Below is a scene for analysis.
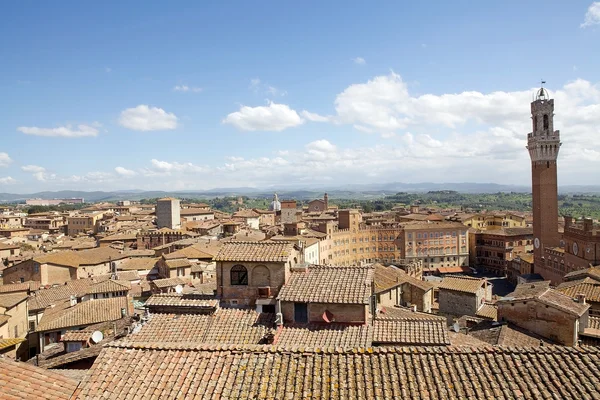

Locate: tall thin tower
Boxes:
[526,84,561,280]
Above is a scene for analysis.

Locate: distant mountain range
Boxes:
[2,182,600,203]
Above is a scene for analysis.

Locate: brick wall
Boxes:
[498,300,582,346]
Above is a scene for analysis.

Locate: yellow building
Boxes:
[67,211,104,236]
[455,212,527,231]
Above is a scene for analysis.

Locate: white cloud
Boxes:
[300,110,329,122]
[21,165,45,173]
[581,2,600,27]
[250,78,261,90]
[119,105,178,131]
[17,124,100,138]
[115,167,137,177]
[0,177,16,184]
[0,153,12,167]
[173,85,202,93]
[146,159,205,174]
[21,165,56,182]
[223,102,304,131]
[249,78,286,96]
[353,57,366,65]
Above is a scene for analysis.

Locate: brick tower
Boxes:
[526,86,561,278]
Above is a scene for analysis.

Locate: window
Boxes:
[543,114,549,130]
[231,265,248,285]
[177,267,185,277]
[29,321,35,332]
[33,263,40,273]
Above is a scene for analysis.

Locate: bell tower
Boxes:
[526,84,561,280]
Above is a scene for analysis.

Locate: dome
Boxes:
[535,87,549,101]
[269,193,281,211]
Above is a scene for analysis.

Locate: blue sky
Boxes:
[1,1,599,192]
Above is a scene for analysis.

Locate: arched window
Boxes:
[543,114,549,130]
[230,265,248,285]
[533,116,538,132]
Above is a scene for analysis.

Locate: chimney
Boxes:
[411,305,417,312]
[69,295,77,307]
[576,293,586,304]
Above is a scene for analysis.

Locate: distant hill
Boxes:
[2,182,600,203]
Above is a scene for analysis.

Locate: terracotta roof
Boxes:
[376,306,445,321]
[0,337,25,350]
[275,324,372,347]
[180,208,214,216]
[438,275,486,294]
[232,209,260,218]
[81,279,130,295]
[468,321,554,347]
[558,281,600,302]
[373,320,450,345]
[33,247,126,268]
[501,286,590,317]
[151,277,186,289]
[144,294,218,310]
[476,302,498,320]
[0,281,40,293]
[436,266,472,274]
[0,292,28,308]
[75,344,600,399]
[163,244,215,260]
[61,330,92,342]
[214,241,294,262]
[97,232,137,242]
[564,266,600,282]
[0,357,78,400]
[373,264,433,293]
[164,258,191,269]
[128,308,274,344]
[278,265,373,305]
[36,296,131,332]
[118,257,157,271]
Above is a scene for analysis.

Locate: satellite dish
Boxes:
[91,331,104,344]
[175,285,183,294]
[452,322,460,333]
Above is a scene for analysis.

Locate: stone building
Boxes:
[214,241,300,308]
[2,247,127,285]
[437,275,492,318]
[497,282,589,346]
[156,198,181,230]
[373,264,434,313]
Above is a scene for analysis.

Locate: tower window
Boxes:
[533,116,538,132]
[543,114,549,130]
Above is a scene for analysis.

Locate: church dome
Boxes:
[269,193,281,211]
